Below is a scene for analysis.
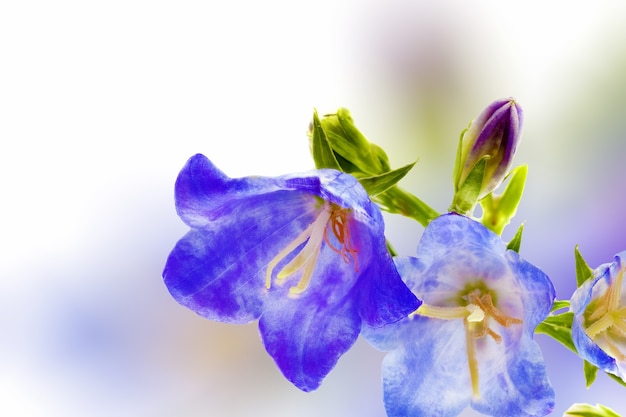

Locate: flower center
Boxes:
[265,203,358,295]
[414,287,522,399]
[584,265,626,361]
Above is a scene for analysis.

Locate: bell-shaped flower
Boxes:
[162,154,419,392]
[364,213,555,417]
[570,251,626,380]
[451,98,523,214]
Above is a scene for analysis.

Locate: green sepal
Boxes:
[575,245,594,288]
[358,161,417,197]
[572,246,595,392]
[373,186,439,228]
[506,223,524,253]
[451,125,470,190]
[311,107,437,225]
[370,143,392,173]
[319,108,390,175]
[449,156,488,215]
[535,311,576,353]
[479,164,528,235]
[386,239,398,257]
[607,372,626,388]
[564,402,622,417]
[584,360,599,388]
[551,300,571,312]
[310,109,341,170]
[310,107,438,225]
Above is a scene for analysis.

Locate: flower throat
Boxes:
[265,203,358,295]
[415,285,522,398]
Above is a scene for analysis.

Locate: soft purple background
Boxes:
[2,1,626,416]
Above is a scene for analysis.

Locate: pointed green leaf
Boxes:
[334,108,372,154]
[369,143,391,173]
[480,164,527,235]
[319,108,388,175]
[332,151,360,175]
[584,360,599,388]
[607,372,626,388]
[336,108,390,172]
[564,402,621,417]
[358,161,417,197]
[452,125,470,192]
[551,300,571,312]
[575,245,594,288]
[373,186,439,228]
[310,109,341,170]
[495,164,527,217]
[386,239,398,257]
[535,312,576,353]
[506,223,524,253]
[449,156,488,215]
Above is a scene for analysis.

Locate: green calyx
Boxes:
[309,108,439,227]
[564,402,621,417]
[479,164,528,235]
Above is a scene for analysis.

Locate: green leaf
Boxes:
[331,151,360,175]
[386,239,398,257]
[310,109,341,170]
[320,108,389,175]
[480,164,527,235]
[370,143,392,173]
[494,164,527,216]
[584,360,599,388]
[452,125,470,191]
[373,186,440,228]
[575,245,594,288]
[535,312,576,353]
[358,161,417,197]
[551,300,571,312]
[449,156,488,215]
[506,223,524,253]
[564,402,621,417]
[607,372,626,388]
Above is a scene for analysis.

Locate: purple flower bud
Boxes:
[455,98,523,199]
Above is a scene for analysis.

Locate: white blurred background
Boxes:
[2,1,626,416]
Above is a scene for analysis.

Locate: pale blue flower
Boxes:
[571,251,626,380]
[364,213,555,417]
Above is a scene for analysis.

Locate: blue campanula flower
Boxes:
[162,154,419,392]
[364,214,555,417]
[571,251,626,380]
